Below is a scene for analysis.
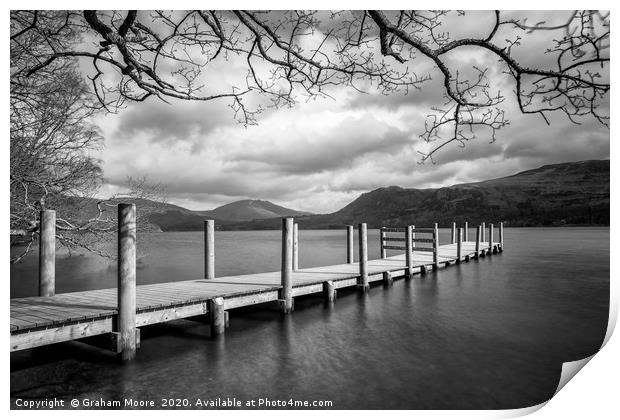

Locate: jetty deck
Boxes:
[10,206,504,358]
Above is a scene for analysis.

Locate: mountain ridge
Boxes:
[218,159,610,230]
[66,159,609,231]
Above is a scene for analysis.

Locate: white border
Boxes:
[3,3,616,419]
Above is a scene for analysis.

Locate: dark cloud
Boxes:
[113,99,237,145]
[231,115,412,174]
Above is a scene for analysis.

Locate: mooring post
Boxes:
[346,225,354,264]
[323,280,336,302]
[358,223,369,292]
[293,223,299,271]
[432,223,439,270]
[451,222,456,244]
[405,225,413,279]
[209,297,225,336]
[38,209,56,297]
[117,203,137,361]
[481,221,486,242]
[457,227,462,263]
[464,221,469,242]
[280,218,294,314]
[383,271,393,287]
[499,222,504,251]
[475,225,481,258]
[380,227,386,259]
[488,223,494,253]
[204,220,215,280]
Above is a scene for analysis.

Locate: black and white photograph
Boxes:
[7,5,613,413]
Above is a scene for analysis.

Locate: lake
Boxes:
[10,227,609,409]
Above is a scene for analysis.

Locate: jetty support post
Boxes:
[346,225,354,264]
[475,225,481,258]
[358,223,369,292]
[432,223,439,270]
[323,280,336,302]
[117,203,137,361]
[383,271,393,287]
[488,223,494,254]
[481,221,486,242]
[204,220,215,280]
[209,297,225,336]
[499,222,504,252]
[293,223,299,271]
[456,227,462,263]
[405,225,413,279]
[280,217,294,314]
[380,227,386,259]
[39,209,56,297]
[451,222,456,244]
[464,221,469,242]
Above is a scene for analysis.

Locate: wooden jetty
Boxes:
[10,204,504,360]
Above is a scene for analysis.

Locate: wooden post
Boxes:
[293,223,299,271]
[358,223,369,292]
[464,221,469,242]
[432,223,439,269]
[411,224,416,262]
[280,218,294,314]
[209,297,225,336]
[475,225,481,258]
[405,225,413,279]
[38,210,56,297]
[451,222,456,244]
[488,223,494,252]
[383,271,393,287]
[204,220,215,280]
[456,227,462,263]
[117,203,137,361]
[499,222,504,251]
[346,225,354,264]
[323,280,336,302]
[481,222,486,242]
[380,227,386,259]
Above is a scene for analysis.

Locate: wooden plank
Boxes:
[383,245,407,250]
[411,228,435,233]
[135,303,208,327]
[382,227,406,232]
[412,246,435,252]
[292,283,323,297]
[384,236,406,242]
[410,238,434,243]
[10,318,114,352]
[223,291,279,310]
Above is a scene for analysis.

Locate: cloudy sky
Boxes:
[92,10,609,214]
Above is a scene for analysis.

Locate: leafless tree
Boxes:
[11,11,166,262]
[11,10,609,161]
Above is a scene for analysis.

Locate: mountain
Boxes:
[208,199,311,221]
[147,199,311,231]
[58,160,609,231]
[223,160,609,229]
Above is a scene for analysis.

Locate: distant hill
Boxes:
[208,199,311,221]
[58,160,609,231]
[147,199,312,231]
[223,160,609,229]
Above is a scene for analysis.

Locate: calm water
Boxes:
[10,228,609,409]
